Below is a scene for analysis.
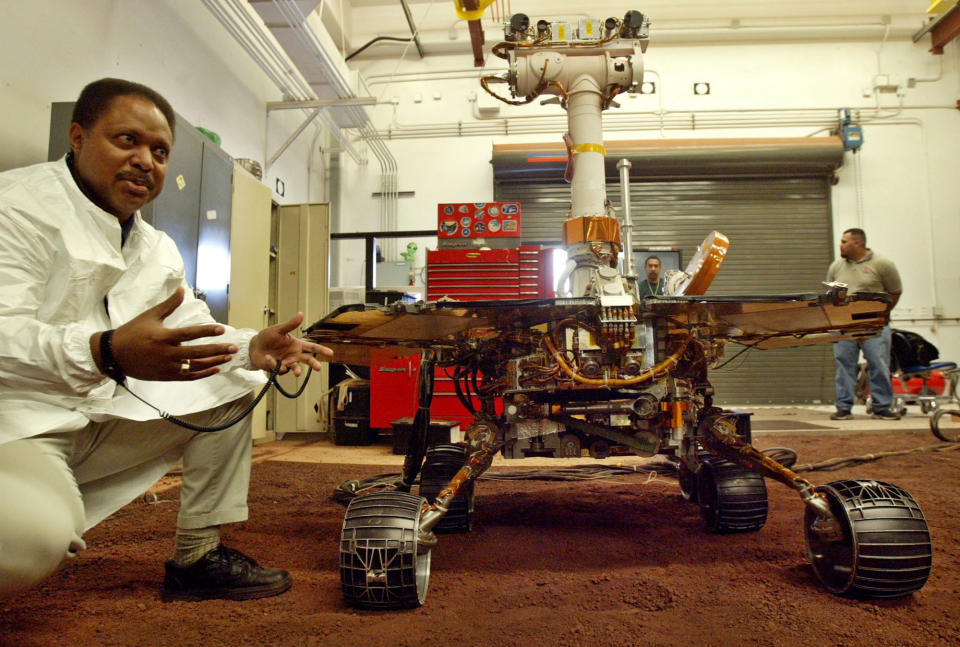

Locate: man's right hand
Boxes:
[91,287,238,381]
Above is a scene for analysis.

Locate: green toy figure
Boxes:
[400,242,418,262]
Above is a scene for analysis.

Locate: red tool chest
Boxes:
[426,246,552,301]
[426,248,520,301]
[371,246,554,430]
[370,354,484,430]
[519,246,541,298]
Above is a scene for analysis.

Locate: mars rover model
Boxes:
[306,10,932,608]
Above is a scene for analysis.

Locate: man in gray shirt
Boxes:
[826,228,902,420]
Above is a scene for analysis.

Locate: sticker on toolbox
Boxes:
[437,202,521,237]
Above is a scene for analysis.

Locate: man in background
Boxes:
[637,256,665,298]
[826,228,902,421]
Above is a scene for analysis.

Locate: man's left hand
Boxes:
[249,313,333,375]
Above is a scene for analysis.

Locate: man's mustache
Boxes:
[116,171,154,190]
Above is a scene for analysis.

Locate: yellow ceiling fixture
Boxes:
[927,1,956,14]
[454,0,497,67]
[453,0,496,21]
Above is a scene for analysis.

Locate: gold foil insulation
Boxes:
[562,216,622,248]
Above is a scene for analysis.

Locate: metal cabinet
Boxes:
[426,246,553,301]
[194,143,233,322]
[272,203,330,437]
[228,164,273,442]
[426,248,521,301]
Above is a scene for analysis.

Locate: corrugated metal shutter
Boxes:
[494,173,837,405]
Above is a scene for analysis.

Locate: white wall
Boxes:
[0,0,319,205]
[334,30,960,361]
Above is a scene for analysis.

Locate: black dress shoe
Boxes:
[162,545,292,602]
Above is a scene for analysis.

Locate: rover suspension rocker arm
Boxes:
[699,413,844,542]
[418,414,501,547]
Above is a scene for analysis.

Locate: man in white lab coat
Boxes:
[0,78,332,601]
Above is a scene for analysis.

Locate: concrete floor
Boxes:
[252,404,942,467]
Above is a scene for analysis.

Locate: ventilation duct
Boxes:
[205,0,400,258]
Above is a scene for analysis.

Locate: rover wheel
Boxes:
[804,480,931,599]
[678,460,698,503]
[930,408,960,442]
[697,458,768,533]
[340,491,431,609]
[419,444,474,534]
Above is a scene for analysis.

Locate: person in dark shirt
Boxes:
[637,256,665,298]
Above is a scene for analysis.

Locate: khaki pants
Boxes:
[0,393,254,596]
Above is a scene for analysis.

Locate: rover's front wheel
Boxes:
[804,480,931,598]
[340,491,431,609]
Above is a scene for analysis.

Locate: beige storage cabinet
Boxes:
[273,203,330,437]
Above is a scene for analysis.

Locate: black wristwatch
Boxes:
[99,329,126,384]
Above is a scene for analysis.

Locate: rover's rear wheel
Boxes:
[804,480,931,599]
[930,408,960,442]
[340,491,431,609]
[419,444,474,534]
[677,461,698,503]
[697,458,768,533]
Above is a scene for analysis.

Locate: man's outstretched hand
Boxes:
[91,287,333,382]
[249,312,333,376]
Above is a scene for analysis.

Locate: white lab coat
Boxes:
[0,158,265,445]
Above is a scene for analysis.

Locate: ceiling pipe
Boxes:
[374,102,954,139]
[201,0,363,164]
[345,19,921,61]
[267,0,400,259]
[398,0,424,59]
[346,0,426,62]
